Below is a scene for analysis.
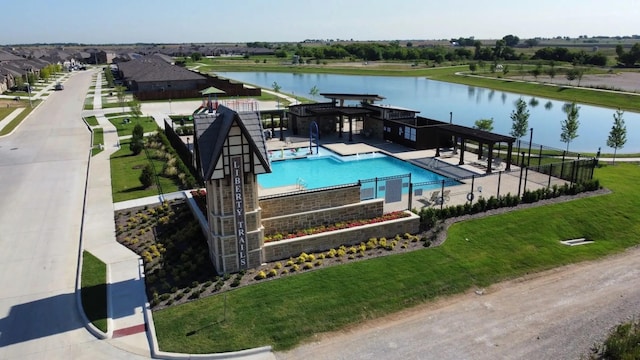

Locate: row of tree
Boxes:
[284,41,624,66]
[475,100,627,163]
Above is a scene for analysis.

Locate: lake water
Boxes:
[216,72,640,153]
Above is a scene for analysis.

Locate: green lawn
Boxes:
[108,116,159,137]
[84,115,99,126]
[0,103,40,136]
[110,139,181,202]
[81,251,108,333]
[153,163,640,353]
[91,128,104,156]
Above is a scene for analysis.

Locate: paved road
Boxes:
[0,70,147,359]
[277,247,640,360]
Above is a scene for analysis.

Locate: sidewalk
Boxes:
[0,107,25,133]
[82,70,152,356]
[81,70,275,359]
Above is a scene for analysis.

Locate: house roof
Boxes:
[320,93,385,102]
[0,50,23,62]
[195,106,270,181]
[118,55,206,83]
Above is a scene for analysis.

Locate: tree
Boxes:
[309,85,320,98]
[560,102,580,152]
[474,118,494,132]
[115,85,126,112]
[139,163,154,188]
[468,62,477,73]
[510,98,530,140]
[190,52,202,62]
[272,81,281,109]
[606,109,627,165]
[502,34,520,47]
[129,124,144,155]
[130,138,144,155]
[128,99,141,117]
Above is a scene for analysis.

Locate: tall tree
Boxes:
[510,98,530,139]
[560,102,580,152]
[606,109,627,165]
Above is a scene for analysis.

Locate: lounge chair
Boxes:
[492,157,503,170]
[441,190,451,203]
[429,190,440,204]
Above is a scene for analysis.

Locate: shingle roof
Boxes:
[118,55,205,82]
[0,50,23,62]
[195,106,270,181]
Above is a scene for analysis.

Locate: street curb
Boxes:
[0,96,45,138]
[75,119,109,340]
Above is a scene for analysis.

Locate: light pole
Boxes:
[26,82,32,108]
[527,128,533,167]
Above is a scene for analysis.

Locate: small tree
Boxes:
[474,118,494,132]
[560,102,580,152]
[510,98,529,139]
[115,85,126,112]
[139,163,154,188]
[272,81,281,109]
[469,62,477,73]
[309,85,320,99]
[132,123,144,140]
[128,99,142,117]
[130,138,144,155]
[606,109,627,165]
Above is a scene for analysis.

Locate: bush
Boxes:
[139,163,154,188]
[129,138,144,155]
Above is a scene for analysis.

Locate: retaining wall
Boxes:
[263,211,420,262]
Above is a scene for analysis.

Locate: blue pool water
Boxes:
[258,148,452,190]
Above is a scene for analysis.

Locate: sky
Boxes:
[1,0,639,45]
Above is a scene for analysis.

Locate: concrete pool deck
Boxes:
[262,133,568,212]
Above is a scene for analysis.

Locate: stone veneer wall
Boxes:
[259,185,361,218]
[263,211,420,262]
[262,199,383,235]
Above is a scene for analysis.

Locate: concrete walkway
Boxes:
[82,71,152,356]
[0,107,25,133]
[81,71,276,359]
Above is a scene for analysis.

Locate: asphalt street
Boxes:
[0,70,147,360]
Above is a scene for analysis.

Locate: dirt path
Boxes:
[276,246,640,360]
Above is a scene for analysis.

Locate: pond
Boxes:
[216,72,640,153]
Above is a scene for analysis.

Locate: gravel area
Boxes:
[276,189,640,360]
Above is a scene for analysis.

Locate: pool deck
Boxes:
[262,133,567,212]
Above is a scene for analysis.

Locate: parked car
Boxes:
[54,83,64,91]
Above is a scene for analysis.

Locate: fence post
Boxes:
[548,163,553,188]
[560,151,566,180]
[538,145,543,167]
[469,175,475,203]
[523,168,529,194]
[375,177,379,198]
[497,171,502,198]
[407,175,413,211]
[440,179,445,211]
[517,152,525,198]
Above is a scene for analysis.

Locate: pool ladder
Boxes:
[296,177,307,190]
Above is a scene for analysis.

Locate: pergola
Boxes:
[307,107,373,141]
[433,123,516,173]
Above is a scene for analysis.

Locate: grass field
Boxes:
[84,115,99,126]
[81,251,107,333]
[108,116,159,137]
[91,128,104,156]
[152,163,640,353]
[0,103,40,136]
[110,139,180,202]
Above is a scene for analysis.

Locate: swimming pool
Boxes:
[258,147,454,190]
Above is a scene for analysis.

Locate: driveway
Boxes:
[0,70,147,359]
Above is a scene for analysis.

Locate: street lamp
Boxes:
[26,82,32,108]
